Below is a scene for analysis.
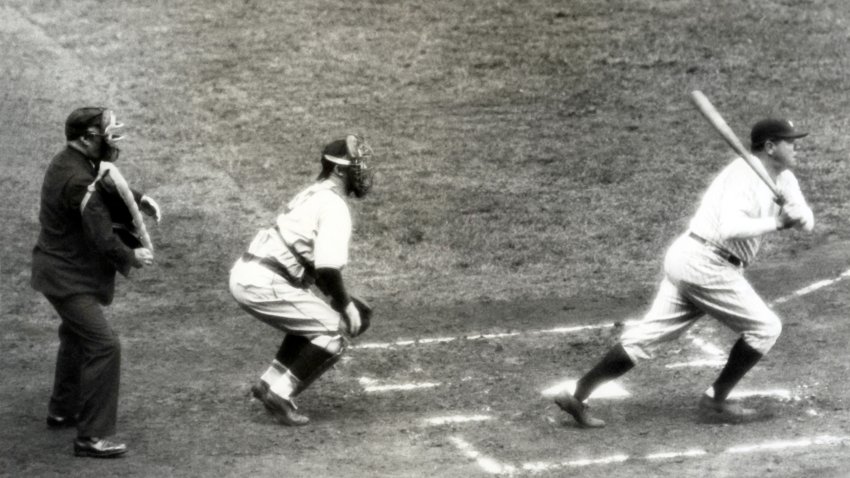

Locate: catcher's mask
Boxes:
[322,134,374,198]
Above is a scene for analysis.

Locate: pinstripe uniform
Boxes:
[621,157,814,361]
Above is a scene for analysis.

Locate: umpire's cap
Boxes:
[750,118,808,148]
[65,107,106,141]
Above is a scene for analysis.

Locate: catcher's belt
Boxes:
[241,252,310,289]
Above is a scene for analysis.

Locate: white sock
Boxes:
[260,360,285,385]
[270,370,300,400]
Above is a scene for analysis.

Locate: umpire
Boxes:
[31,107,160,458]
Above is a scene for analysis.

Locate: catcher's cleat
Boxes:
[251,381,309,427]
[554,391,606,428]
[697,394,759,424]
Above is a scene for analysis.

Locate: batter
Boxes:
[553,118,814,427]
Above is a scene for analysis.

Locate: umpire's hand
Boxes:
[132,247,154,267]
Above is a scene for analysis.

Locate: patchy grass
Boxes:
[7,0,850,305]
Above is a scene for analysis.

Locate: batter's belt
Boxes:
[688,231,746,268]
[240,252,311,289]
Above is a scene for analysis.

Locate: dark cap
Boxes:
[322,139,349,161]
[65,106,106,140]
[750,118,808,148]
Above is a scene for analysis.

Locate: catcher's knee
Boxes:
[309,334,346,355]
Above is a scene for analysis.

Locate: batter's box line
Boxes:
[449,434,850,476]
[355,268,850,351]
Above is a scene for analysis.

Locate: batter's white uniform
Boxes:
[229,179,352,335]
[621,157,814,361]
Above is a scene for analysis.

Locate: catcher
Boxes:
[229,134,374,426]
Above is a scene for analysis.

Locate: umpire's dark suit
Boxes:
[31,146,140,439]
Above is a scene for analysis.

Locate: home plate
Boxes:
[541,379,630,399]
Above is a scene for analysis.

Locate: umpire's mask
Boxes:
[97,109,125,162]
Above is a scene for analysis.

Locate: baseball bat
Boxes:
[689,90,784,205]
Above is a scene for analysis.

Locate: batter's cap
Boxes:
[750,118,808,148]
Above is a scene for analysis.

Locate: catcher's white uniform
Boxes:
[621,157,814,360]
[229,179,351,335]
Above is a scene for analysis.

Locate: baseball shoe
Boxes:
[698,394,758,424]
[553,391,606,428]
[251,381,310,427]
[47,413,78,429]
[73,437,127,458]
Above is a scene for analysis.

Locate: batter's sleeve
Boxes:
[716,164,777,240]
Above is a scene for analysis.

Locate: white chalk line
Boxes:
[357,377,440,393]
[455,434,850,475]
[356,267,850,351]
[540,379,630,399]
[355,323,618,350]
[665,359,726,369]
[423,414,493,426]
[449,436,516,475]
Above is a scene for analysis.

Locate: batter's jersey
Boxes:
[688,157,812,266]
[246,179,352,280]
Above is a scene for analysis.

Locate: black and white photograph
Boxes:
[2,1,849,476]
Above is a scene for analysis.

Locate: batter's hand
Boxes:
[140,195,161,223]
[343,301,362,337]
[776,204,807,231]
[132,247,154,267]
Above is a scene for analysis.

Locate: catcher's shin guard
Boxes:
[276,334,311,368]
[290,335,346,397]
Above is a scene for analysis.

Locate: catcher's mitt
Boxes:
[351,295,373,336]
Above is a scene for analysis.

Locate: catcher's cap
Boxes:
[750,118,808,148]
[322,134,372,166]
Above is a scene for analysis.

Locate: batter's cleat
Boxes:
[47,413,78,429]
[698,394,758,424]
[553,391,606,428]
[73,437,128,458]
[251,381,310,427]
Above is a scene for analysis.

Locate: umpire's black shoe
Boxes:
[698,394,758,424]
[554,391,606,428]
[73,437,128,458]
[47,414,78,429]
[251,381,310,427]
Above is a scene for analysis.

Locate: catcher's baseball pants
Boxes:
[229,259,342,335]
[45,294,121,438]
[621,233,782,362]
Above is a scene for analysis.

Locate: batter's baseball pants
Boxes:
[620,233,782,362]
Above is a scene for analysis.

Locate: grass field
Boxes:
[2,1,850,477]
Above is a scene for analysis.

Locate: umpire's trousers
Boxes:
[46,294,121,438]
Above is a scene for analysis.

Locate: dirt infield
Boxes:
[3,2,850,477]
